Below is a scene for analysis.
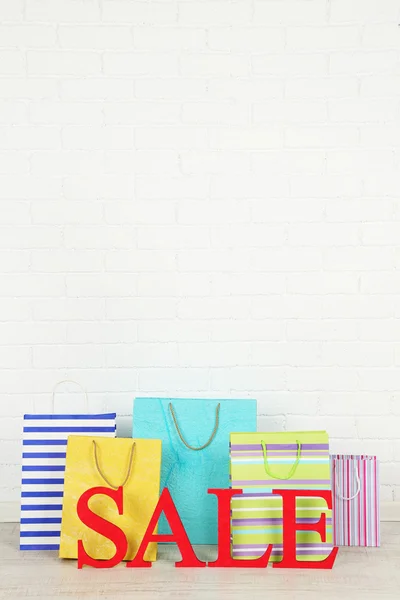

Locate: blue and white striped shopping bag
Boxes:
[20,381,116,551]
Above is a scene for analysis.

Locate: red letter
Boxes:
[126,488,206,568]
[77,486,128,570]
[272,489,339,570]
[208,488,273,568]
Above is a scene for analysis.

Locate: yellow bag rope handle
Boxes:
[93,440,135,490]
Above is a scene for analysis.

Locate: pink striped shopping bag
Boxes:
[331,455,380,547]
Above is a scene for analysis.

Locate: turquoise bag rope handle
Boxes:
[168,402,221,451]
[160,399,182,489]
[261,439,302,480]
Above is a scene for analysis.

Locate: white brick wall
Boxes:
[1,0,400,512]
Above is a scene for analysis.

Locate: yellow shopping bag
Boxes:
[59,436,162,562]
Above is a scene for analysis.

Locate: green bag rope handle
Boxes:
[261,439,302,480]
[168,402,220,451]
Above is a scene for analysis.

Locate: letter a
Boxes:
[126,488,206,568]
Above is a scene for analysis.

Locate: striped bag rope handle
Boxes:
[334,460,361,501]
[261,440,302,480]
[93,440,136,490]
[52,380,89,412]
[168,402,220,451]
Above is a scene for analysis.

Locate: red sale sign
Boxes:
[76,486,338,570]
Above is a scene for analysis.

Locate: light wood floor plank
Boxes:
[1,523,399,599]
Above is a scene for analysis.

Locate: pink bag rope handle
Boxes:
[334,461,361,501]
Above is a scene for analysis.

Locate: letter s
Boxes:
[76,486,128,569]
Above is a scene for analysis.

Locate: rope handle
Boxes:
[168,402,220,451]
[261,440,302,480]
[52,380,89,412]
[334,461,361,501]
[93,440,135,490]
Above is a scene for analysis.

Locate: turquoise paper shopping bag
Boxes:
[133,398,257,544]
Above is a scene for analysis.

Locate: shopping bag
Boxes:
[331,454,380,547]
[133,397,257,544]
[230,431,333,562]
[20,380,116,551]
[59,436,162,561]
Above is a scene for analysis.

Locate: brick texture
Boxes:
[0,0,399,505]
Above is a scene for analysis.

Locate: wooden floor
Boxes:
[1,522,399,599]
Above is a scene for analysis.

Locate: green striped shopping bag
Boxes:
[230,431,334,563]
